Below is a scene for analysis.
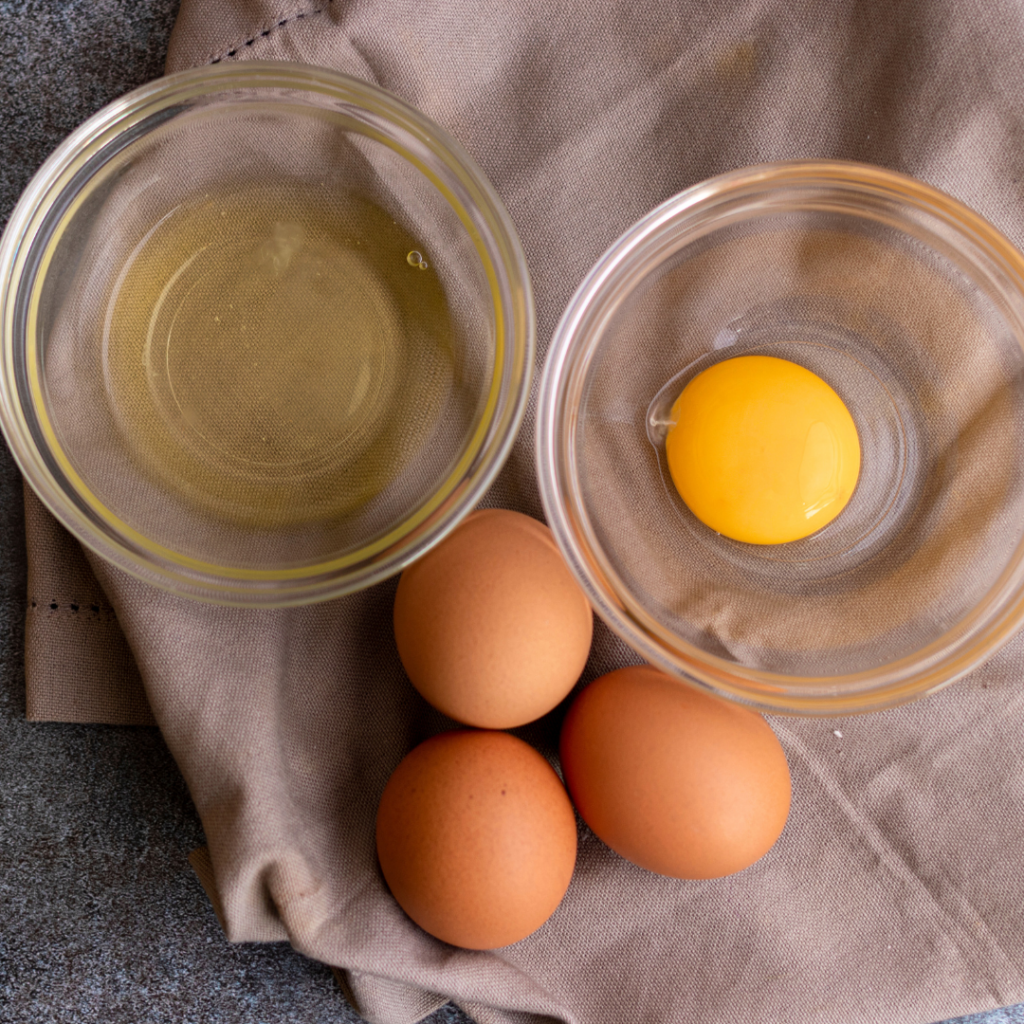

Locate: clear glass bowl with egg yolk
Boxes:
[538,161,1024,714]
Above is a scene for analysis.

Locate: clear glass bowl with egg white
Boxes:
[0,62,533,605]
[537,161,1024,714]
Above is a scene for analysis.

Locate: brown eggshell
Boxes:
[375,730,578,949]
[393,508,593,728]
[560,665,791,879]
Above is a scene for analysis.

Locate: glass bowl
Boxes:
[537,161,1024,714]
[0,62,533,606]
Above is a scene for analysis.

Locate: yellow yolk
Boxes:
[665,355,860,545]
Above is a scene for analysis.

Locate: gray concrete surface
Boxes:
[0,3,1021,1024]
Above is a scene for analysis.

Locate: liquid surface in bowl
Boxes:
[101,183,454,528]
[665,355,860,544]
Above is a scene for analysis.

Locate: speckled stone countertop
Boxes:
[0,4,1022,1024]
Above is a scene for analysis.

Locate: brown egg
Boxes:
[375,730,578,949]
[393,509,593,728]
[560,665,791,879]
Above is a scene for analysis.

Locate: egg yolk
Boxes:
[665,355,860,544]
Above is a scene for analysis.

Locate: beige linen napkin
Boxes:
[22,1,1024,1022]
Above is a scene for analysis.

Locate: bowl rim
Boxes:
[536,159,1024,715]
[0,60,535,606]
